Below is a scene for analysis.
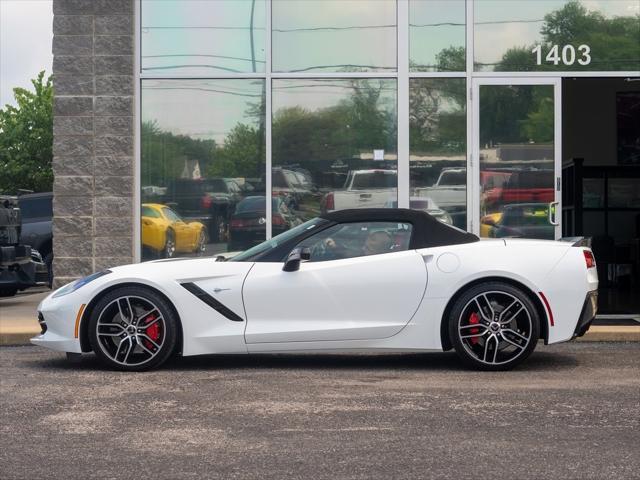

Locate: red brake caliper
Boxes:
[468,312,480,345]
[143,314,161,350]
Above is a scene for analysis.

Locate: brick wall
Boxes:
[52,0,135,287]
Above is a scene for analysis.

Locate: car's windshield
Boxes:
[231,217,328,261]
[162,207,182,222]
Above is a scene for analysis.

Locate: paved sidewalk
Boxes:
[1,288,638,345]
[0,289,48,344]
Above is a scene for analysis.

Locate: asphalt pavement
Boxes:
[1,342,639,479]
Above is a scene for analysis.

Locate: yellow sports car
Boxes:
[480,212,502,237]
[141,203,207,258]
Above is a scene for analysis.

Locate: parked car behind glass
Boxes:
[228,196,303,251]
[141,203,207,259]
[19,192,53,287]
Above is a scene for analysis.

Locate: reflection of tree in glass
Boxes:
[141,120,216,186]
[410,78,465,156]
[272,79,396,166]
[435,46,466,72]
[208,124,263,178]
[479,86,554,146]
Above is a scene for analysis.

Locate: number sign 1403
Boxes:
[532,44,591,66]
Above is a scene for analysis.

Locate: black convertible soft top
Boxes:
[321,208,478,249]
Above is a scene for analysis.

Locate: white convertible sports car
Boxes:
[32,209,598,371]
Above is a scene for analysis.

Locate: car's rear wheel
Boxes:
[448,281,540,371]
[88,286,178,371]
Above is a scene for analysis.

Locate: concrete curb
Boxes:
[0,332,38,347]
[1,326,639,347]
[575,326,640,342]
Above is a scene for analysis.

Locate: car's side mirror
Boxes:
[282,247,311,272]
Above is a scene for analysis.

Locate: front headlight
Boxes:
[52,270,112,298]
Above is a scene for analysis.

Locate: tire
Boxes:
[88,286,179,371]
[194,230,207,256]
[209,212,227,243]
[0,288,18,297]
[448,281,540,371]
[44,253,53,289]
[163,229,176,258]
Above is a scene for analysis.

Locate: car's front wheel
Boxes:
[448,281,540,371]
[194,230,207,256]
[163,229,176,258]
[88,286,178,371]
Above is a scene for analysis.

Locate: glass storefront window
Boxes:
[141,79,266,260]
[141,0,266,74]
[475,0,640,72]
[272,79,398,226]
[478,84,556,240]
[409,78,467,229]
[272,0,397,73]
[410,0,466,72]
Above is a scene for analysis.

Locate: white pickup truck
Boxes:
[321,169,397,213]
[414,168,466,211]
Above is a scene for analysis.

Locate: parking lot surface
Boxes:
[1,342,639,479]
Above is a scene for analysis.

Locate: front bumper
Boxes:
[573,290,598,338]
[30,292,84,353]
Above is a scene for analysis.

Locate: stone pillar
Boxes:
[52,0,135,287]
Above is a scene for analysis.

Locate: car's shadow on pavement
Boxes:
[28,348,579,373]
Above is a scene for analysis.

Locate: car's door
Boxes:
[242,221,427,344]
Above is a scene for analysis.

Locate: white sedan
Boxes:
[32,209,598,371]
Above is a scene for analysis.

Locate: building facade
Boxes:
[52,0,640,314]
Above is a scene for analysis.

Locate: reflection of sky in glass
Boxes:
[272,0,396,72]
[273,79,397,123]
[142,80,264,143]
[410,0,466,71]
[141,0,266,74]
[474,0,640,71]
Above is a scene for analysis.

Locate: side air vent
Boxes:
[180,282,244,322]
[37,312,47,334]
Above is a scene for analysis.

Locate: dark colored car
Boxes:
[19,192,53,287]
[0,196,47,296]
[490,203,554,240]
[165,178,244,242]
[228,196,303,251]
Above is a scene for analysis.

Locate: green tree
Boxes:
[409,78,466,155]
[0,71,53,194]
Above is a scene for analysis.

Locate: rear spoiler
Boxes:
[559,236,592,247]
